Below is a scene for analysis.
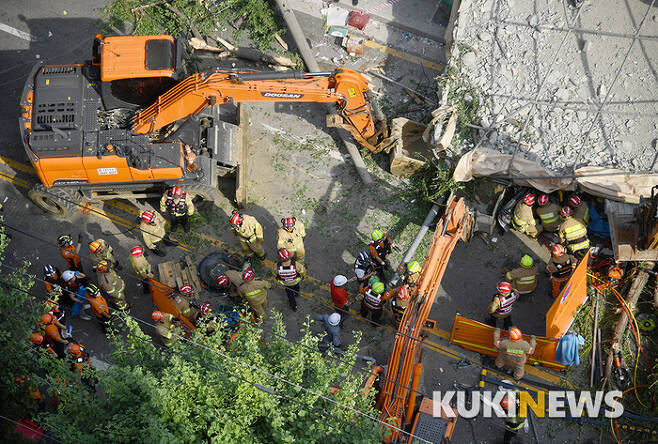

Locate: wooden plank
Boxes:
[173,262,184,289]
[235,104,249,209]
[158,262,174,288]
[184,256,202,291]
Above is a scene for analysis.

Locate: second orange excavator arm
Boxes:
[132,68,388,152]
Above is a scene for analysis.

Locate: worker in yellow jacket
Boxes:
[511,193,542,238]
[558,206,589,257]
[230,210,265,259]
[535,194,561,232]
[277,217,306,261]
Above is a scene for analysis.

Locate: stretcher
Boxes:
[148,278,196,332]
[449,315,568,372]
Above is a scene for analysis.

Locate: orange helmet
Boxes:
[30,332,44,345]
[561,206,572,217]
[216,274,229,287]
[130,246,144,257]
[523,193,536,206]
[500,394,514,411]
[497,281,512,294]
[40,313,54,325]
[397,286,410,301]
[89,240,103,254]
[230,210,243,227]
[278,248,291,261]
[141,211,155,223]
[509,327,522,341]
[242,269,255,282]
[152,311,164,322]
[69,344,82,355]
[551,244,566,257]
[95,260,110,273]
[180,284,193,296]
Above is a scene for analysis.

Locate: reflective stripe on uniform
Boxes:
[564,224,587,240]
[518,276,536,284]
[363,289,383,309]
[496,292,517,315]
[246,289,262,297]
[277,263,301,285]
[538,211,558,225]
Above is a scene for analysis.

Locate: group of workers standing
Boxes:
[485,191,590,382]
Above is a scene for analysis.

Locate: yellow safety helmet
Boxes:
[371,229,385,242]
[520,255,534,268]
[407,261,421,273]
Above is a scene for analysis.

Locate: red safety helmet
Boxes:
[30,332,44,345]
[551,244,566,257]
[180,284,193,296]
[537,194,549,206]
[397,286,410,301]
[40,313,54,325]
[130,246,144,257]
[509,327,522,341]
[152,311,164,322]
[89,240,102,253]
[216,274,229,287]
[523,193,536,206]
[281,217,296,230]
[561,206,572,217]
[141,211,155,223]
[568,195,581,208]
[497,281,512,295]
[242,268,255,282]
[230,210,243,226]
[200,302,212,315]
[278,248,291,261]
[170,186,182,198]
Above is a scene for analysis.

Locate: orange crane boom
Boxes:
[377,197,470,442]
[133,69,388,152]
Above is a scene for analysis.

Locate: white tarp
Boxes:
[453,147,658,204]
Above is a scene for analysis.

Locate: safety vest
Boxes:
[165,191,188,215]
[561,218,589,252]
[363,288,384,310]
[495,291,517,316]
[277,261,302,286]
[369,239,391,258]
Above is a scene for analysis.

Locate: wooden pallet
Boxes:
[157,255,203,298]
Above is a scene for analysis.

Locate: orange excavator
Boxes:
[376,196,471,442]
[19,34,388,217]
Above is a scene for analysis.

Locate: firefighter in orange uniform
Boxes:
[58,234,83,272]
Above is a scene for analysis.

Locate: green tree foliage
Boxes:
[105,0,282,51]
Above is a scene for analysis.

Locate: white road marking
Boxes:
[0,23,37,42]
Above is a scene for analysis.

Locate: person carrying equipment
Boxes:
[160,186,195,233]
[359,280,394,327]
[58,234,83,272]
[238,268,270,320]
[546,244,577,298]
[511,193,542,238]
[568,194,589,225]
[277,217,306,262]
[88,239,121,270]
[94,260,127,309]
[368,229,396,282]
[535,194,561,232]
[354,251,375,290]
[139,210,176,257]
[275,248,306,312]
[390,286,411,324]
[486,282,517,330]
[493,327,536,380]
[558,206,590,257]
[503,255,537,295]
[230,210,265,259]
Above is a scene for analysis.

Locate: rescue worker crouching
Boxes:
[511,193,542,239]
[40,313,69,358]
[493,327,536,380]
[486,282,517,330]
[94,260,128,310]
[275,248,305,312]
[558,206,589,258]
[152,311,182,347]
[171,284,199,324]
[503,255,537,296]
[535,194,561,232]
[359,280,394,327]
[354,251,375,291]
[88,238,121,270]
[368,229,397,282]
[58,234,83,272]
[277,217,306,262]
[230,211,265,260]
[546,244,576,298]
[568,194,589,225]
[238,268,270,320]
[160,186,195,233]
[139,210,177,257]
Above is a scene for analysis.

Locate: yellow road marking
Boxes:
[0,155,566,385]
[365,40,443,72]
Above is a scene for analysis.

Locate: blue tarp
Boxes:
[555,333,585,366]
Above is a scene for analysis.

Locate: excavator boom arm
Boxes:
[133,68,387,151]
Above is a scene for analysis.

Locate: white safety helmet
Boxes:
[328,313,341,326]
[332,275,347,287]
[62,270,76,282]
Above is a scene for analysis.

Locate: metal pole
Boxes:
[273,0,373,186]
[590,292,599,388]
